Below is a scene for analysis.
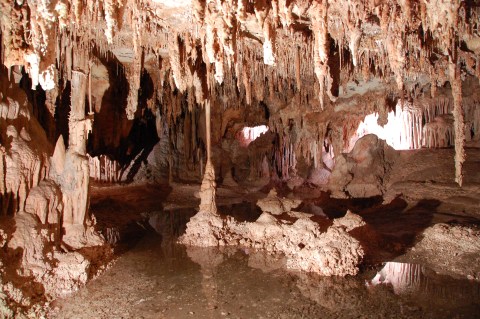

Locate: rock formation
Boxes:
[329,134,397,198]
[405,223,480,279]
[49,66,103,249]
[0,0,479,316]
[180,189,366,276]
[0,77,107,317]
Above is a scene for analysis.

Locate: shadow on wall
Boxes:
[55,80,71,147]
[87,51,129,161]
[123,107,159,182]
[1,191,18,216]
[19,71,56,144]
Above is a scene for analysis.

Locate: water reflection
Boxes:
[52,205,480,319]
[145,209,480,318]
[186,247,224,313]
[180,244,480,318]
[369,262,480,306]
[370,262,424,293]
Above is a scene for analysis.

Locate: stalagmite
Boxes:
[200,99,217,214]
[63,70,91,244]
[181,189,366,276]
[179,99,222,247]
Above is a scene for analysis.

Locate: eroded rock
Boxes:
[329,134,397,198]
[256,189,302,215]
[181,191,365,276]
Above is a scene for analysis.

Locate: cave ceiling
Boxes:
[1,0,479,185]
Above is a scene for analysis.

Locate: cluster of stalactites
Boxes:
[1,0,479,186]
[192,0,297,86]
[88,155,119,183]
[0,0,127,92]
[185,1,478,108]
[3,1,478,112]
[161,27,316,118]
[168,32,208,107]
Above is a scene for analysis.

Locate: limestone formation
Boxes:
[0,0,479,316]
[329,134,398,198]
[256,189,302,215]
[180,190,365,276]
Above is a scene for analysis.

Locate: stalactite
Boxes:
[310,1,333,110]
[263,17,276,66]
[72,0,83,25]
[88,155,119,183]
[348,23,362,68]
[104,0,120,44]
[422,115,454,148]
[125,50,142,120]
[383,6,406,92]
[295,46,301,91]
[169,34,188,93]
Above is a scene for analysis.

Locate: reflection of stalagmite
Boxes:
[186,247,224,312]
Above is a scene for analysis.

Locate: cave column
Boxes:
[199,100,217,215]
[206,99,212,162]
[60,51,100,249]
[63,69,91,226]
[449,60,466,187]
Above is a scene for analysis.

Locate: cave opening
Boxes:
[236,124,269,147]
[0,1,480,318]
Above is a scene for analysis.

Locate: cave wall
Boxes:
[1,1,479,189]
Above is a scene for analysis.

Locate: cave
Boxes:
[1,0,480,318]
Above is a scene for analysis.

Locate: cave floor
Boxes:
[48,233,480,319]
[46,183,480,319]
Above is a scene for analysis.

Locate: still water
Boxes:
[50,206,480,319]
